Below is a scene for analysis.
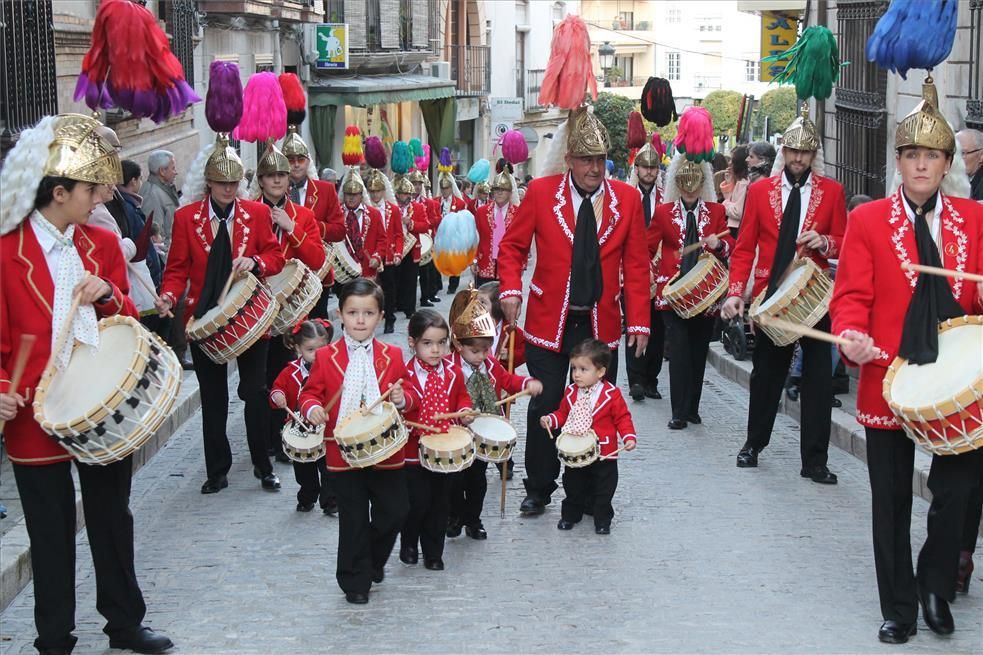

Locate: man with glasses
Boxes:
[956,128,983,201]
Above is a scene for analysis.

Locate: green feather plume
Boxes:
[762,25,844,101]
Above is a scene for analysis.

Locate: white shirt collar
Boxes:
[414,357,445,382]
[780,171,813,191]
[568,173,603,201]
[461,357,487,378]
[31,211,69,254]
[208,198,236,222]
[677,199,703,215]
[343,334,373,352]
[900,188,943,241]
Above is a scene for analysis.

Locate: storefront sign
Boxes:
[490,97,524,122]
[760,13,798,82]
[316,24,349,70]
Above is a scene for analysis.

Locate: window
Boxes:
[614,55,633,84]
[666,51,681,81]
[667,8,681,24]
[158,0,198,89]
[552,2,566,22]
[617,11,633,29]
[1,0,58,144]
[325,0,345,22]
[745,60,758,82]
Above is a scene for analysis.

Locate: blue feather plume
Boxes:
[391,141,411,175]
[467,159,490,184]
[866,0,958,79]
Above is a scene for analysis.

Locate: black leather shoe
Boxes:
[429,296,441,303]
[465,523,487,540]
[919,586,955,635]
[446,520,462,538]
[831,396,842,408]
[322,498,339,516]
[800,465,838,485]
[520,495,545,515]
[424,557,444,571]
[643,385,662,399]
[557,519,576,530]
[686,414,702,425]
[667,418,687,430]
[785,385,800,402]
[736,444,759,468]
[404,312,413,320]
[108,626,174,653]
[371,568,384,583]
[384,320,395,334]
[345,592,369,604]
[419,300,434,307]
[261,473,281,490]
[200,476,228,494]
[629,383,645,401]
[180,356,194,371]
[296,501,315,512]
[595,525,611,535]
[399,546,418,565]
[878,620,917,644]
[39,649,72,655]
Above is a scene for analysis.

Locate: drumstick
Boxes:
[362,380,401,415]
[501,327,517,519]
[431,408,481,421]
[217,244,247,307]
[42,290,84,377]
[0,334,37,433]
[756,316,887,358]
[325,385,344,415]
[284,407,306,425]
[679,230,730,256]
[601,445,628,461]
[404,420,441,433]
[126,263,173,318]
[494,387,532,407]
[902,262,983,284]
[545,424,556,440]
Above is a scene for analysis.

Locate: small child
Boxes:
[300,278,417,605]
[540,339,637,535]
[269,318,335,514]
[400,309,473,571]
[446,290,543,540]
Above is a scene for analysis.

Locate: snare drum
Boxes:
[662,253,728,319]
[555,431,599,468]
[33,316,183,465]
[265,259,322,335]
[186,273,278,364]
[315,243,332,282]
[402,231,417,259]
[883,315,983,456]
[327,242,361,284]
[419,233,433,265]
[334,402,408,468]
[749,258,833,347]
[469,414,517,463]
[281,419,326,463]
[419,426,475,473]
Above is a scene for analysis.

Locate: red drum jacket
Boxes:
[378,200,405,266]
[401,356,473,466]
[474,202,518,280]
[338,204,386,279]
[276,200,325,272]
[543,381,637,458]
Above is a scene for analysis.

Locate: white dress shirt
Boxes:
[32,214,65,280]
[414,359,445,388]
[569,174,603,224]
[901,189,942,246]
[780,172,812,237]
[294,178,308,207]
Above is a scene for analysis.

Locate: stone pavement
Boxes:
[1,285,981,654]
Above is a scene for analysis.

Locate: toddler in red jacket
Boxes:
[541,339,637,534]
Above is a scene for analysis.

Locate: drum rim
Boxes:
[663,255,728,319]
[338,416,408,468]
[556,429,600,455]
[334,402,398,443]
[270,265,323,335]
[749,259,833,346]
[187,273,266,337]
[194,288,279,364]
[419,425,474,450]
[264,259,308,305]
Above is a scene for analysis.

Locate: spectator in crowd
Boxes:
[117,160,165,331]
[141,149,180,245]
[848,194,874,211]
[721,145,750,238]
[320,167,338,186]
[712,152,729,174]
[746,141,776,183]
[956,128,983,200]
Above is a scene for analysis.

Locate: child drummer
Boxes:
[445,289,542,540]
[540,339,636,535]
[300,278,417,605]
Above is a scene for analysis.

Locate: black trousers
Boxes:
[401,465,451,560]
[419,261,440,300]
[475,275,498,288]
[309,285,332,320]
[165,293,189,360]
[523,312,619,501]
[661,310,714,421]
[447,275,460,293]
[625,301,664,391]
[190,338,272,481]
[266,337,294,456]
[866,429,983,622]
[13,458,147,652]
[293,457,333,508]
[962,473,983,552]
[396,258,419,315]
[379,265,399,322]
[331,467,408,594]
[449,459,488,527]
[746,315,832,469]
[561,459,619,528]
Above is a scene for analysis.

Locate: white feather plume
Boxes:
[0,116,57,235]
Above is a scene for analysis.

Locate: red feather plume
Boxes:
[627,111,646,149]
[278,73,307,126]
[538,15,597,110]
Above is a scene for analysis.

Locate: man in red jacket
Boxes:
[0,114,172,654]
[431,170,468,295]
[338,167,386,279]
[473,168,518,286]
[394,175,432,317]
[498,107,651,516]
[366,169,404,333]
[157,136,285,495]
[721,110,846,484]
[832,83,983,644]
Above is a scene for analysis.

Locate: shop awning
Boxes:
[308,74,456,107]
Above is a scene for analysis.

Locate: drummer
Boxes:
[647,145,733,430]
[832,80,983,644]
[445,290,543,541]
[156,133,285,494]
[338,165,386,280]
[720,108,846,483]
[472,163,519,287]
[254,142,326,463]
[393,175,431,318]
[0,114,172,653]
[365,169,404,334]
[411,169,441,306]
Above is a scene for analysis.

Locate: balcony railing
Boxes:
[449,44,490,96]
[159,0,198,89]
[204,0,320,22]
[525,68,545,113]
[1,0,58,146]
[969,0,982,129]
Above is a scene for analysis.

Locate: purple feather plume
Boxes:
[205,61,243,134]
[364,136,387,169]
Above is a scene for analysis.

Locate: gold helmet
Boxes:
[408,169,426,185]
[394,175,415,195]
[634,142,660,168]
[365,169,388,192]
[567,107,610,158]
[782,103,821,152]
[475,181,491,195]
[675,159,705,194]
[45,113,122,185]
[491,170,514,191]
[281,125,310,159]
[450,289,496,340]
[341,167,365,195]
[422,174,431,189]
[895,77,955,155]
[438,171,453,189]
[256,141,290,178]
[205,134,244,183]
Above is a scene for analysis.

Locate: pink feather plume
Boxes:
[232,72,286,143]
[501,130,528,165]
[538,15,597,110]
[673,106,715,163]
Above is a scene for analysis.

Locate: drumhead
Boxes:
[336,403,392,437]
[469,415,517,440]
[41,323,139,424]
[890,323,983,407]
[190,275,253,328]
[557,432,596,453]
[665,254,713,292]
[419,233,433,255]
[266,260,302,297]
[756,261,811,313]
[421,427,472,451]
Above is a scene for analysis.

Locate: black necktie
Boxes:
[569,180,603,308]
[765,168,811,299]
[640,184,654,226]
[680,201,700,276]
[289,180,304,204]
[194,199,234,318]
[898,193,964,364]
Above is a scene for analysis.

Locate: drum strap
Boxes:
[766,168,811,299]
[680,202,701,276]
[899,194,965,365]
[193,201,234,319]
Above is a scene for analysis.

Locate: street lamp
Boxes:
[598,41,615,88]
